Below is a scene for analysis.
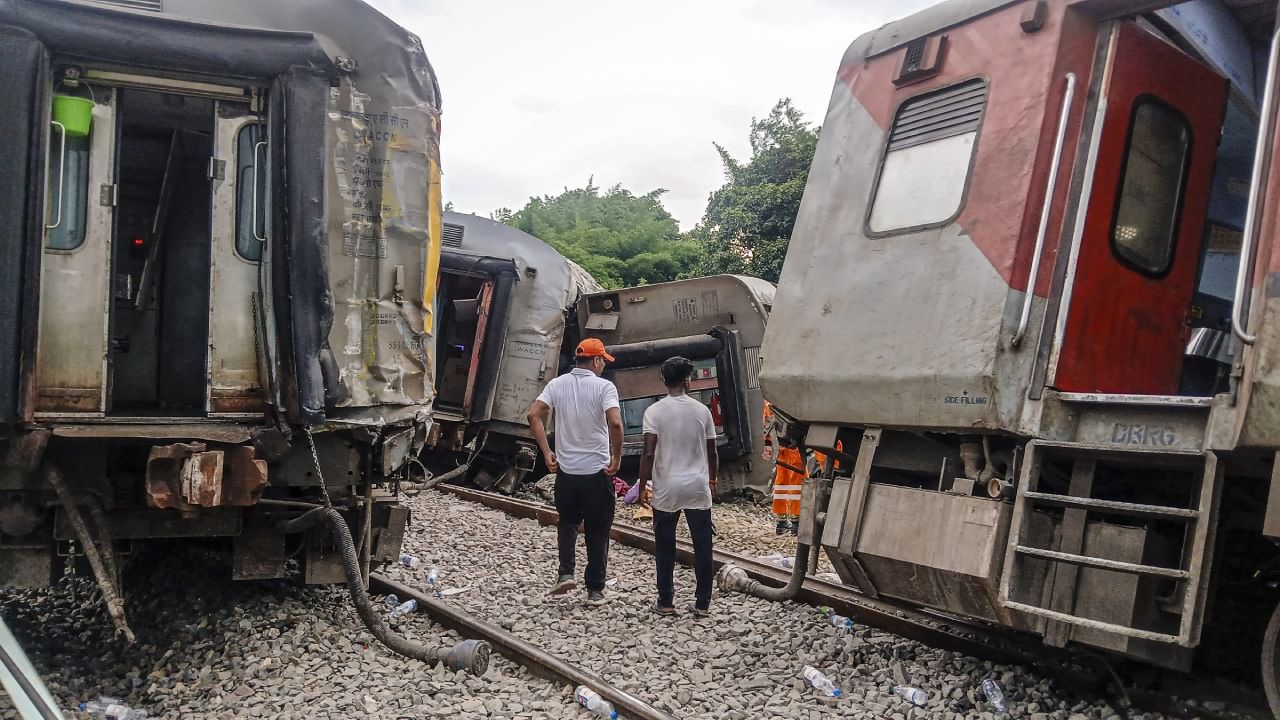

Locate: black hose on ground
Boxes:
[716,540,811,601]
[279,507,491,674]
[422,462,470,491]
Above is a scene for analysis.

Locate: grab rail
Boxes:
[44,121,67,231]
[1013,72,1076,347]
[1232,25,1280,346]
[251,139,267,244]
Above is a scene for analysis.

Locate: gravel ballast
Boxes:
[1,489,1159,719]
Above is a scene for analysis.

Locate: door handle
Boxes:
[45,121,67,231]
[1232,25,1280,346]
[1012,72,1076,347]
[251,139,267,244]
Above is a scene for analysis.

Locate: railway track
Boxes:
[429,483,1269,720]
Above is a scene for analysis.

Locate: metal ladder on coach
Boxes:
[997,440,1222,648]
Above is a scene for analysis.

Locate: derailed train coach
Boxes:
[581,275,775,496]
[752,0,1280,702]
[419,212,602,493]
[0,0,442,623]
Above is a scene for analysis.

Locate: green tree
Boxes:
[688,99,818,283]
[502,180,698,289]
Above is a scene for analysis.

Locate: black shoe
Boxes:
[689,603,710,619]
[775,520,788,536]
[548,574,576,596]
[586,589,609,606]
[650,602,676,617]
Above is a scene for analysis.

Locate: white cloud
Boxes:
[368,0,936,229]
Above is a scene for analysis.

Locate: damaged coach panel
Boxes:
[422,212,602,493]
[0,0,443,639]
[580,275,775,496]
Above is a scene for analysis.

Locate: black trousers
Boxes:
[554,470,615,591]
[654,508,713,609]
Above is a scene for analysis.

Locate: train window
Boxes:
[46,134,90,251]
[1110,97,1190,276]
[234,123,266,261]
[868,78,987,234]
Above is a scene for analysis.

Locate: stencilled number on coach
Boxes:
[1109,423,1177,447]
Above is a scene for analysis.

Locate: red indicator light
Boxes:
[132,237,144,247]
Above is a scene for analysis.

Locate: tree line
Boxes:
[481,98,818,288]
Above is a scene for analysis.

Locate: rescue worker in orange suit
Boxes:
[762,401,804,535]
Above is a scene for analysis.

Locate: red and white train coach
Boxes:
[760,0,1280,705]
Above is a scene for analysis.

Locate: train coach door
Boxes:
[207,101,268,415]
[34,88,118,415]
[1054,21,1227,395]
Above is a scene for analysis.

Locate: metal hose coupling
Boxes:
[716,563,752,592]
[717,542,811,602]
[442,639,492,674]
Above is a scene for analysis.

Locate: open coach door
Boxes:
[1054,20,1229,395]
[207,100,268,416]
[34,85,118,415]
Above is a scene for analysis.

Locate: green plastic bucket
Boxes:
[52,95,93,137]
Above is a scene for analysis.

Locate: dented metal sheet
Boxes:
[328,98,438,408]
[436,213,605,428]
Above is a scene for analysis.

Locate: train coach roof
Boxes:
[0,0,440,109]
[844,0,1276,66]
[442,211,603,301]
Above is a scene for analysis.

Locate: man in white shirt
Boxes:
[527,338,623,605]
[635,356,718,617]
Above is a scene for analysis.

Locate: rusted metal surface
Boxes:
[369,573,677,720]
[145,442,267,515]
[1,429,48,471]
[47,423,253,443]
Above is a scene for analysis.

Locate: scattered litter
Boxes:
[574,684,619,718]
[427,564,439,588]
[80,697,148,719]
[891,686,928,706]
[435,586,472,598]
[757,552,794,569]
[801,665,842,698]
[388,598,418,620]
[399,553,421,570]
[981,678,1007,714]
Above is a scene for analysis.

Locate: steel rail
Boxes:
[368,573,676,720]
[435,485,1082,670]
[434,484,1275,720]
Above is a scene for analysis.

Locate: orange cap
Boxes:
[575,338,615,362]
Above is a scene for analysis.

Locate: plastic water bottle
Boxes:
[828,613,853,630]
[399,553,421,569]
[574,685,619,719]
[801,666,842,698]
[981,678,1007,714]
[80,698,148,719]
[389,598,417,619]
[818,606,853,630]
[892,686,928,706]
[384,594,399,610]
[427,564,439,588]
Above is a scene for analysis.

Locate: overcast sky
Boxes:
[367,0,936,229]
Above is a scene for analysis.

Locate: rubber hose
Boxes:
[421,462,470,491]
[722,541,811,601]
[279,507,491,674]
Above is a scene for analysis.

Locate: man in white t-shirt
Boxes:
[635,356,718,617]
[527,338,623,605]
